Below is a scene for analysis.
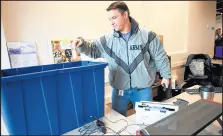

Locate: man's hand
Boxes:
[71,39,83,50]
[161,78,170,89]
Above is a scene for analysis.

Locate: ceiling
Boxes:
[216,0,223,16]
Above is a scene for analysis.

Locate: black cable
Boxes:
[104,116,148,135]
[78,116,120,136]
[78,117,100,135]
[117,123,149,135]
[120,130,133,136]
[79,122,99,136]
[100,126,120,136]
[79,115,149,135]
[82,125,99,136]
[104,116,129,126]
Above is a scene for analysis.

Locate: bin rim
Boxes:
[1,61,108,83]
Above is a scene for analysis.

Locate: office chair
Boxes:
[182,54,212,89]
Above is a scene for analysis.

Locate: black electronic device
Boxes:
[96,120,106,134]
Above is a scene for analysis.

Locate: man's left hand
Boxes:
[161,78,170,88]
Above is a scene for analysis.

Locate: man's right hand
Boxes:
[71,39,83,50]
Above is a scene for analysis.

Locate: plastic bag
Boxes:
[189,59,205,77]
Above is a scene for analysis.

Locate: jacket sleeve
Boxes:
[75,37,104,59]
[148,32,171,79]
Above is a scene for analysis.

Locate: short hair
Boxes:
[216,28,221,35]
[106,1,130,16]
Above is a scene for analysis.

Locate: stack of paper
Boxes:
[135,101,179,125]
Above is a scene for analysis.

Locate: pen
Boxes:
[148,106,175,111]
[163,107,175,111]
[138,105,148,108]
[145,107,167,113]
[138,105,175,111]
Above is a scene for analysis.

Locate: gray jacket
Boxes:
[76,17,171,90]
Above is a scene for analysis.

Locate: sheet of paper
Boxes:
[135,102,178,125]
[7,41,39,68]
[186,85,202,89]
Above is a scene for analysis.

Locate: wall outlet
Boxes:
[207,25,215,30]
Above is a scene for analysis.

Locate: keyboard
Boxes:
[185,87,222,94]
[214,87,223,93]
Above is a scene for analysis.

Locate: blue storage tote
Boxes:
[1,61,108,135]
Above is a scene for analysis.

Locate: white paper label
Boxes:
[118,90,124,96]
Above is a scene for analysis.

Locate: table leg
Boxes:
[217,118,222,134]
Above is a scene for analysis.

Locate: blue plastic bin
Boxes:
[1,61,108,135]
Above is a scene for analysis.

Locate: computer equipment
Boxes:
[185,87,222,94]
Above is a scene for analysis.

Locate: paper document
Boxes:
[7,41,39,68]
[135,101,179,125]
[186,85,201,89]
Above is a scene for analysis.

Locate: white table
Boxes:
[64,92,222,135]
[63,105,142,135]
[128,92,222,135]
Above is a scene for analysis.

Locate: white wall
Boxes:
[1,21,11,69]
[1,21,10,135]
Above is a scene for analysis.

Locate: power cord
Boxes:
[104,116,129,126]
[78,115,149,135]
[117,123,149,135]
[78,116,119,135]
[78,121,99,135]
[100,126,119,136]
[103,116,149,135]
[102,116,129,136]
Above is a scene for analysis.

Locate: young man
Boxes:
[71,1,171,116]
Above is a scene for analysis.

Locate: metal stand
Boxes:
[217,117,223,134]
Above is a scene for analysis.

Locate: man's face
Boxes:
[217,29,221,35]
[108,9,128,31]
[54,43,61,50]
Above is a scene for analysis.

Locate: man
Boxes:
[214,28,223,59]
[53,41,65,63]
[71,1,171,116]
[215,28,222,40]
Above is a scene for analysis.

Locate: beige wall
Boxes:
[0,2,217,132]
[1,1,112,65]
[1,1,216,78]
[142,1,189,54]
[1,1,191,65]
[187,1,216,56]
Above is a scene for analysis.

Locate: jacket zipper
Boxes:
[122,37,132,89]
